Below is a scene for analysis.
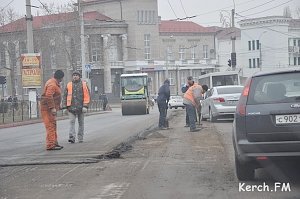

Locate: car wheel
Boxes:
[209,108,216,122]
[235,155,255,181]
[175,107,178,109]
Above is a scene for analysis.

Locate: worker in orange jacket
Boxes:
[62,71,90,143]
[40,70,64,150]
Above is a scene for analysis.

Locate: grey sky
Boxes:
[1,0,299,27]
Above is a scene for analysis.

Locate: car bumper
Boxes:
[237,139,300,161]
[213,105,236,116]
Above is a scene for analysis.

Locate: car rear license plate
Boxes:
[275,114,300,124]
[227,100,238,105]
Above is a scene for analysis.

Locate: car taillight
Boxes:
[213,97,225,102]
[236,77,252,115]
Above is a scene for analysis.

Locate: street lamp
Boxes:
[259,31,267,71]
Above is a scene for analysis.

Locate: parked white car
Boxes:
[201,85,244,121]
[168,95,185,109]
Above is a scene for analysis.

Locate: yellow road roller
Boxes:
[120,73,150,115]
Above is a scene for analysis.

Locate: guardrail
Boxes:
[0,100,104,124]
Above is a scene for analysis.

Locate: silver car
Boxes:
[201,85,244,122]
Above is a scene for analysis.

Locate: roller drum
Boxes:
[122,99,148,115]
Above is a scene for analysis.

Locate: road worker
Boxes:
[40,70,64,150]
[62,71,90,143]
[183,83,208,132]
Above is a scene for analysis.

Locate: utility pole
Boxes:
[26,0,34,53]
[78,0,87,80]
[231,9,236,71]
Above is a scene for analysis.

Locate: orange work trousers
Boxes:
[41,110,57,149]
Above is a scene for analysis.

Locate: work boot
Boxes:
[68,136,75,143]
[190,128,201,132]
[47,145,63,150]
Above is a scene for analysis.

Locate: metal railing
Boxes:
[0,100,104,124]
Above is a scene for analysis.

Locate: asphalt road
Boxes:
[1,108,300,198]
[0,107,159,166]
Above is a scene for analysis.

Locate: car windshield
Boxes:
[248,72,300,104]
[216,87,243,94]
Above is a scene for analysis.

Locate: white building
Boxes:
[238,16,300,77]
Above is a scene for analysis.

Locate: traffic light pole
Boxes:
[231,9,236,71]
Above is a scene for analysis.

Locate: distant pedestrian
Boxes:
[62,71,90,143]
[183,83,208,132]
[40,70,64,150]
[157,79,170,130]
[99,93,108,110]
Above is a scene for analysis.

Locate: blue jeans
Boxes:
[158,102,167,128]
[185,104,197,131]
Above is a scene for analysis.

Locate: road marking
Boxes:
[91,182,130,199]
[55,164,81,182]
[141,159,151,171]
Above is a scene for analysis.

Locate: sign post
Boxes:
[21,53,41,118]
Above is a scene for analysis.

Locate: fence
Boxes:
[0,100,104,124]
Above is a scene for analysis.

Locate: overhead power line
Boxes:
[0,0,15,12]
[237,0,293,17]
[179,0,188,18]
[239,0,278,13]
[168,0,178,19]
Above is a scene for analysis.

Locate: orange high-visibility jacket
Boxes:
[66,81,90,107]
[183,83,202,107]
[40,78,62,111]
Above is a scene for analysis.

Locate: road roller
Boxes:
[120,73,150,115]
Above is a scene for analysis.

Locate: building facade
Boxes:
[238,16,300,77]
[0,0,219,100]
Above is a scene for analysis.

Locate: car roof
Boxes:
[251,69,300,77]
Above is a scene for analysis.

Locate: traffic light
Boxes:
[228,59,231,67]
[0,76,6,85]
[231,52,236,66]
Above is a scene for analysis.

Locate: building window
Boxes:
[298,40,300,47]
[167,46,173,61]
[0,45,6,68]
[252,40,255,50]
[19,41,27,55]
[248,41,251,50]
[249,59,252,68]
[253,58,256,68]
[294,57,297,65]
[203,45,208,59]
[256,40,259,50]
[50,45,56,69]
[138,10,155,24]
[179,45,185,60]
[257,58,260,68]
[90,35,101,62]
[144,34,151,60]
[144,11,148,24]
[191,45,196,59]
[169,72,175,85]
[298,57,300,65]
[294,40,297,46]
